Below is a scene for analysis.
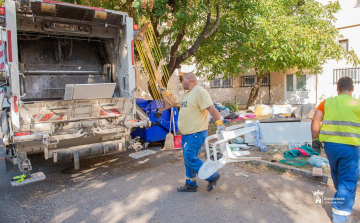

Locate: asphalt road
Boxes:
[0,147,359,223]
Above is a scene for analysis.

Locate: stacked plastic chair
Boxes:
[199,122,262,179]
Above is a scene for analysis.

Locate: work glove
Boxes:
[312,139,323,154]
[217,125,225,133]
[215,120,225,134]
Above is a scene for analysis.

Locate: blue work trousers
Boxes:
[324,142,360,223]
[182,130,218,187]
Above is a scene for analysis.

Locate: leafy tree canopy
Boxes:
[194,0,359,107]
[196,0,358,79]
[4,0,358,106]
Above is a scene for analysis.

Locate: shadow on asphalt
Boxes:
[2,145,360,223]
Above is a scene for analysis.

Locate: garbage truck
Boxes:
[1,0,152,184]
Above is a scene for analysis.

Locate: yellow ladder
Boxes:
[134,22,176,111]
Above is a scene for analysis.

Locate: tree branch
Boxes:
[168,5,221,75]
[159,29,172,39]
[147,12,160,39]
[126,0,138,25]
[167,28,186,76]
[170,0,176,13]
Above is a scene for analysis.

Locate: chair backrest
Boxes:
[220,125,258,141]
[214,125,258,161]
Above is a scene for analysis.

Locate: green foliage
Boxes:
[195,0,359,80]
[224,101,239,113]
[131,0,221,60]
[41,1,359,108]
[318,94,335,101]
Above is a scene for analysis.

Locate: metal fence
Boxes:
[239,74,270,87]
[333,68,360,84]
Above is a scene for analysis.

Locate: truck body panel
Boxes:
[1,0,150,175]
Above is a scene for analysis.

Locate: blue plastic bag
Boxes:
[309,155,329,168]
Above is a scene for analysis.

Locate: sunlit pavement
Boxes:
[1,148,359,223]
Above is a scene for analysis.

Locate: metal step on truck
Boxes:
[1,0,151,186]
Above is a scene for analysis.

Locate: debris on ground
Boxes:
[206,110,331,176]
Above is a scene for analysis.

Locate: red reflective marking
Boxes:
[14,96,18,113]
[7,30,12,62]
[100,110,108,116]
[0,40,3,46]
[0,50,4,57]
[39,113,54,122]
[57,115,64,120]
[110,108,121,114]
[131,41,134,65]
[15,132,31,136]
[0,63,4,70]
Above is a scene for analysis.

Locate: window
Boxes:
[211,78,232,88]
[333,68,360,84]
[211,79,221,88]
[261,75,270,86]
[240,75,270,87]
[243,76,256,87]
[287,74,307,91]
[222,78,232,87]
[339,40,348,53]
[286,75,293,91]
[296,75,307,91]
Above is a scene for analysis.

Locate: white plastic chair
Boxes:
[198,123,261,179]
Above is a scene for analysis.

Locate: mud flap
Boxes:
[11,172,46,186]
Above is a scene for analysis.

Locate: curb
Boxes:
[248,160,329,184]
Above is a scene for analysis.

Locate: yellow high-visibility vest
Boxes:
[319,94,360,146]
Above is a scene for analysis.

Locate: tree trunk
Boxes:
[145,4,220,101]
[246,71,269,109]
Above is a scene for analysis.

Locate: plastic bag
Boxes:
[309,155,329,168]
[254,105,271,115]
[288,142,311,150]
[235,137,244,144]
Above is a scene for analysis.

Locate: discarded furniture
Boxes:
[198,123,261,179]
[244,121,311,145]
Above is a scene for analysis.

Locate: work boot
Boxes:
[207,174,220,191]
[177,183,197,192]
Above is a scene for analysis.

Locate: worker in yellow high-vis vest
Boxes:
[312,77,360,223]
